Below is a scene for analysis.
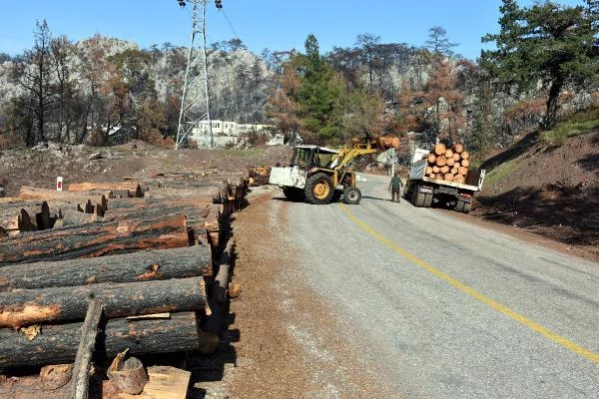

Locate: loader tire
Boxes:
[305,173,334,204]
[343,186,362,205]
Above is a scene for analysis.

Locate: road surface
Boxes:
[284,174,599,398]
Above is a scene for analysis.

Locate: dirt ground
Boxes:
[193,188,394,398]
[0,141,292,196]
[472,130,599,263]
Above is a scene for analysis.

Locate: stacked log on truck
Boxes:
[421,143,471,184]
[0,172,248,398]
[406,143,485,213]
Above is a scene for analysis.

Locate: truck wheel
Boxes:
[424,193,433,208]
[463,201,472,214]
[412,190,425,207]
[305,173,334,204]
[454,200,465,212]
[343,186,362,205]
[283,187,304,202]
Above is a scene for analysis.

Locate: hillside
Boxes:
[474,118,599,262]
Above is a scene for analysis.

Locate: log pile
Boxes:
[421,143,472,184]
[248,166,271,186]
[0,171,248,397]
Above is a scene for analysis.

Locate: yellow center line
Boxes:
[340,204,599,364]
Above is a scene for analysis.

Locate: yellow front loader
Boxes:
[268,135,399,205]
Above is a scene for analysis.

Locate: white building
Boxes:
[190,120,271,148]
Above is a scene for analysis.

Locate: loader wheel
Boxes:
[283,187,304,202]
[343,186,362,205]
[305,173,334,204]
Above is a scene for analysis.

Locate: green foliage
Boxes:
[481,0,599,128]
[485,158,519,185]
[541,106,599,146]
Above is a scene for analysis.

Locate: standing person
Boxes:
[389,172,402,203]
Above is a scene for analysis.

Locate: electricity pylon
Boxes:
[175,0,214,149]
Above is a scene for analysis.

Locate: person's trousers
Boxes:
[391,189,400,202]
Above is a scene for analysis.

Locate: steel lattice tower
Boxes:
[175,0,214,149]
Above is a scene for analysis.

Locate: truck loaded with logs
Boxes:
[405,143,486,213]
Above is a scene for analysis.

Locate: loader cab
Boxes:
[289,145,339,169]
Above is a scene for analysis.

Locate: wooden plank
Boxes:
[68,299,104,399]
[116,366,190,399]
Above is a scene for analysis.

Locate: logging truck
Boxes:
[405,145,485,213]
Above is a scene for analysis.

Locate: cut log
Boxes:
[458,166,468,176]
[425,166,433,175]
[105,366,191,399]
[107,353,147,395]
[68,299,104,399]
[41,364,73,390]
[454,175,465,184]
[0,214,189,264]
[0,246,211,292]
[461,159,470,168]
[67,182,146,194]
[446,157,455,167]
[432,166,440,174]
[454,143,464,154]
[453,153,461,161]
[19,186,106,203]
[444,149,453,159]
[0,277,207,328]
[434,143,446,156]
[444,173,454,182]
[440,165,450,174]
[202,239,234,336]
[427,154,436,164]
[461,151,470,160]
[0,312,202,370]
[435,156,447,167]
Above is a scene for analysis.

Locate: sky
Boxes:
[0,0,586,60]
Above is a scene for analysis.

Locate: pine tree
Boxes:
[481,0,599,128]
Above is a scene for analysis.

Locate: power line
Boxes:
[220,8,240,42]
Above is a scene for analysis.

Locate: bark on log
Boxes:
[0,246,212,292]
[0,214,189,264]
[107,356,147,395]
[68,299,104,399]
[202,239,234,336]
[0,312,201,370]
[0,277,207,328]
[19,186,107,203]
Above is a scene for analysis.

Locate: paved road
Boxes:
[284,174,599,398]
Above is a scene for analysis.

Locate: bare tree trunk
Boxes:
[545,76,563,130]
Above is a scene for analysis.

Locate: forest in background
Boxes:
[0,0,598,161]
